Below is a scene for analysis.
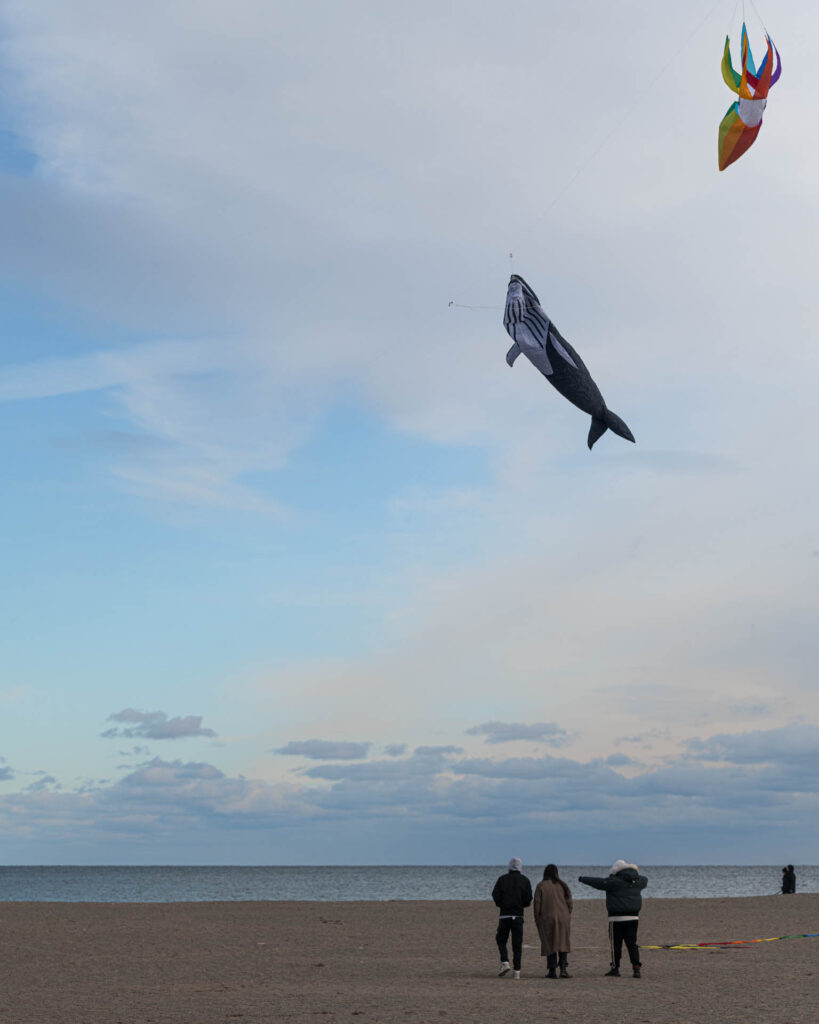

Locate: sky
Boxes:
[1,0,818,865]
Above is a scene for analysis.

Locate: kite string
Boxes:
[508,0,730,251]
[746,0,770,37]
[450,0,731,310]
[726,0,741,36]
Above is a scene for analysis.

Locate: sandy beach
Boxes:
[2,894,817,1023]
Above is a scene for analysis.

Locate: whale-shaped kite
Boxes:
[503,274,635,450]
[718,23,781,171]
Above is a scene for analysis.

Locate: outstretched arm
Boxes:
[578,875,613,891]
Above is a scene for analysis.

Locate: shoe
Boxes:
[605,968,620,977]
[546,967,558,979]
[559,968,572,978]
[498,962,510,977]
[633,968,641,978]
[512,971,521,980]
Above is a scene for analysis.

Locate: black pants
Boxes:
[496,916,523,970]
[609,920,641,968]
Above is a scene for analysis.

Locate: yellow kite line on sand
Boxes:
[644,932,819,951]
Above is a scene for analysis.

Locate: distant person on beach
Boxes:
[492,857,532,979]
[781,865,796,894]
[578,860,648,978]
[533,864,573,978]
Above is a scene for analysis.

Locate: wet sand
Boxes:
[2,894,817,1023]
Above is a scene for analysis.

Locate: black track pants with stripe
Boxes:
[609,920,641,968]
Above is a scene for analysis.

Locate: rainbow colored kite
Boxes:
[718,23,781,171]
[643,931,819,951]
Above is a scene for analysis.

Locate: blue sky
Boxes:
[1,0,818,864]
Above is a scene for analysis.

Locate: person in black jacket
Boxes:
[491,857,533,979]
[781,865,796,894]
[578,860,648,978]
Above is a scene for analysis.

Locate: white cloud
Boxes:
[2,0,816,509]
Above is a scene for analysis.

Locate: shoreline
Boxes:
[1,892,815,903]
[3,894,817,1023]
[3,864,814,904]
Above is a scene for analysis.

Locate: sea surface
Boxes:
[1,865,817,903]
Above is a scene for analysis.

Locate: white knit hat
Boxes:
[508,857,523,871]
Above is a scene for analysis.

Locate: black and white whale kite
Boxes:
[503,274,635,450]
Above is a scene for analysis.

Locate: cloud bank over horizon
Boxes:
[2,718,818,863]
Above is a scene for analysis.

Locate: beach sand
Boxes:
[2,894,817,1023]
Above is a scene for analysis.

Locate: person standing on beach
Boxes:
[533,864,573,978]
[781,865,796,894]
[492,857,533,979]
[578,860,647,978]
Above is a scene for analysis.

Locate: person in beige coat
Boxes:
[533,864,573,978]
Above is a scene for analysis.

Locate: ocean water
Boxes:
[0,865,817,903]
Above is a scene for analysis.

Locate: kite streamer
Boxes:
[643,931,819,951]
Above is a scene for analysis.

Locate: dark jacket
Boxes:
[492,870,533,917]
[578,868,647,917]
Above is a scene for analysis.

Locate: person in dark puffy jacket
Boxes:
[578,860,648,977]
[491,857,533,979]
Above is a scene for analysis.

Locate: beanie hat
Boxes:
[508,857,523,871]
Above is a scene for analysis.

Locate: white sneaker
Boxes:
[512,971,521,980]
[498,962,510,976]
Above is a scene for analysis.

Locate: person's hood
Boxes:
[610,859,638,874]
[610,860,640,881]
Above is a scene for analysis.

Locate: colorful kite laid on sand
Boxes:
[718,22,781,171]
[503,275,635,450]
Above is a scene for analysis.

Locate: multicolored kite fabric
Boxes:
[643,931,819,951]
[718,23,781,171]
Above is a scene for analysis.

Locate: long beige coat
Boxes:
[533,879,573,955]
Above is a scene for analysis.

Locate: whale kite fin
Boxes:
[506,342,522,367]
[588,408,635,450]
[588,417,608,449]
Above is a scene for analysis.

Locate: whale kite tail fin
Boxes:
[587,408,635,450]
